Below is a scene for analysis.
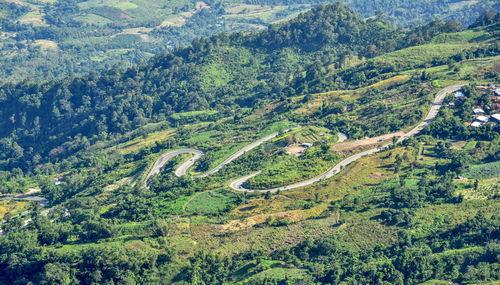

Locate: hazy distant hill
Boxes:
[0,0,498,82]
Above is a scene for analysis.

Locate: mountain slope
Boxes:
[0,3,396,167]
[2,3,481,171]
[0,6,498,285]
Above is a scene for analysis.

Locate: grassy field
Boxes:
[246,155,338,189]
[230,260,309,283]
[185,190,240,215]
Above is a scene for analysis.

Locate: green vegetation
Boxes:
[185,190,240,214]
[0,4,498,285]
[246,144,339,189]
[466,161,500,179]
[0,0,497,81]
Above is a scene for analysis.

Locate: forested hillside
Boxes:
[0,3,499,284]
[2,3,487,172]
[0,0,498,81]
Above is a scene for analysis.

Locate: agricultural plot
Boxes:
[294,74,410,114]
[458,177,500,200]
[283,126,335,155]
[170,110,218,120]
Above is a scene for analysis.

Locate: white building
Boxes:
[475,115,489,123]
[491,114,500,123]
[473,108,486,115]
[471,121,482,127]
[454,91,465,99]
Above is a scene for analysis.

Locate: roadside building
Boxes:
[491,96,500,110]
[471,121,482,127]
[473,108,486,115]
[491,114,500,123]
[476,115,489,123]
[454,91,465,99]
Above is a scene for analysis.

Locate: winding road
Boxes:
[143,127,301,187]
[143,148,204,187]
[144,84,465,192]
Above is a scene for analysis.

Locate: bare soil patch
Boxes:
[287,144,306,156]
[331,131,405,153]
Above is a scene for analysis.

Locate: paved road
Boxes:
[229,84,465,193]
[144,148,204,187]
[193,126,301,178]
[397,84,465,143]
[143,127,301,185]
[0,194,49,205]
[175,150,205,177]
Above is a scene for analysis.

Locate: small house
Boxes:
[301,143,313,148]
[470,121,482,127]
[473,108,486,115]
[454,91,465,99]
[476,115,489,123]
[491,114,500,123]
